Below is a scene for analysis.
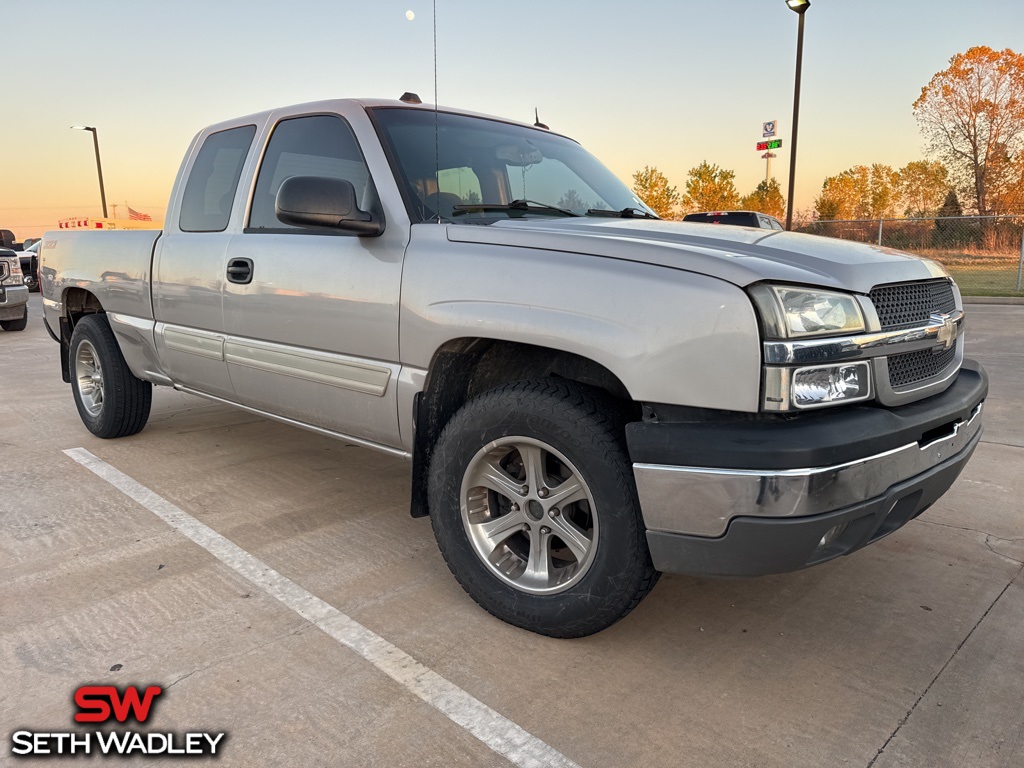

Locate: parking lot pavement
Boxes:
[2,295,1022,767]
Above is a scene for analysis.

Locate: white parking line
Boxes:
[64,447,580,768]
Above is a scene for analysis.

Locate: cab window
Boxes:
[248,115,378,233]
[179,125,256,233]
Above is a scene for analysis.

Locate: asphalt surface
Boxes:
[2,294,1022,767]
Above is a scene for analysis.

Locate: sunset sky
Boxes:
[4,0,1023,239]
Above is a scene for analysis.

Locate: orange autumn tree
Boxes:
[913,46,1024,217]
[740,178,786,219]
[631,166,681,219]
[681,161,740,213]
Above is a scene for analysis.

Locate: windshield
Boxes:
[371,107,654,223]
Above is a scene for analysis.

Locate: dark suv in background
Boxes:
[683,211,784,230]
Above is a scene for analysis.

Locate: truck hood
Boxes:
[446,218,948,294]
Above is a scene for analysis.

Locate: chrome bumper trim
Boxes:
[763,309,965,365]
[634,403,983,538]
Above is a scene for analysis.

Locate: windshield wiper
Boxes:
[585,207,659,219]
[452,199,580,217]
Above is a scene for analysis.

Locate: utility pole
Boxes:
[71,126,108,218]
[784,0,811,230]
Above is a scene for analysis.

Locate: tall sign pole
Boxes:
[761,121,777,185]
[756,138,783,184]
[785,7,807,230]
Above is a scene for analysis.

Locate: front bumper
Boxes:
[629,360,988,577]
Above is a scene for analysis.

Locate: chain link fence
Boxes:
[799,215,1024,297]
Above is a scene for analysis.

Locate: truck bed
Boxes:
[41,229,162,321]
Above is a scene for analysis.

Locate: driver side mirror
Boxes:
[275,176,384,237]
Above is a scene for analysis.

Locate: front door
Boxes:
[221,113,405,448]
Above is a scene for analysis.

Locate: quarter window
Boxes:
[179,125,255,233]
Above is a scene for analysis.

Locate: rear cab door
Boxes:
[152,123,258,399]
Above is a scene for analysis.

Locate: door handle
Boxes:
[226,258,253,285]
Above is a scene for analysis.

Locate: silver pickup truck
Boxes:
[41,97,988,637]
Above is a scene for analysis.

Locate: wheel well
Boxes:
[63,288,105,325]
[58,288,105,383]
[409,339,637,517]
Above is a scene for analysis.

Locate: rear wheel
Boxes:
[428,379,658,637]
[70,314,152,438]
[0,307,28,332]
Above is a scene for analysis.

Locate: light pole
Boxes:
[784,0,809,231]
[71,125,108,218]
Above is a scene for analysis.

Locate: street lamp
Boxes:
[784,0,809,231]
[71,125,108,218]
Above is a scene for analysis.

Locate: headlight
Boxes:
[2,260,22,286]
[750,284,865,339]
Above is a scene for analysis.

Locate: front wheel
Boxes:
[428,380,658,638]
[69,314,152,438]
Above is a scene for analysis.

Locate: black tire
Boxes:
[69,314,152,438]
[428,379,659,638]
[0,307,28,332]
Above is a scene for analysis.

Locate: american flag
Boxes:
[127,205,152,221]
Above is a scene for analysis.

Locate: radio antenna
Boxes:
[433,0,440,223]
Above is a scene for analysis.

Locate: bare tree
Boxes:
[913,46,1024,216]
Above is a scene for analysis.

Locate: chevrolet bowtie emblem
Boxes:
[931,312,957,351]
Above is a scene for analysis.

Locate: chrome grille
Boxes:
[869,280,956,331]
[0,261,8,280]
[888,345,957,388]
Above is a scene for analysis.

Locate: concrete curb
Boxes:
[963,296,1024,305]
